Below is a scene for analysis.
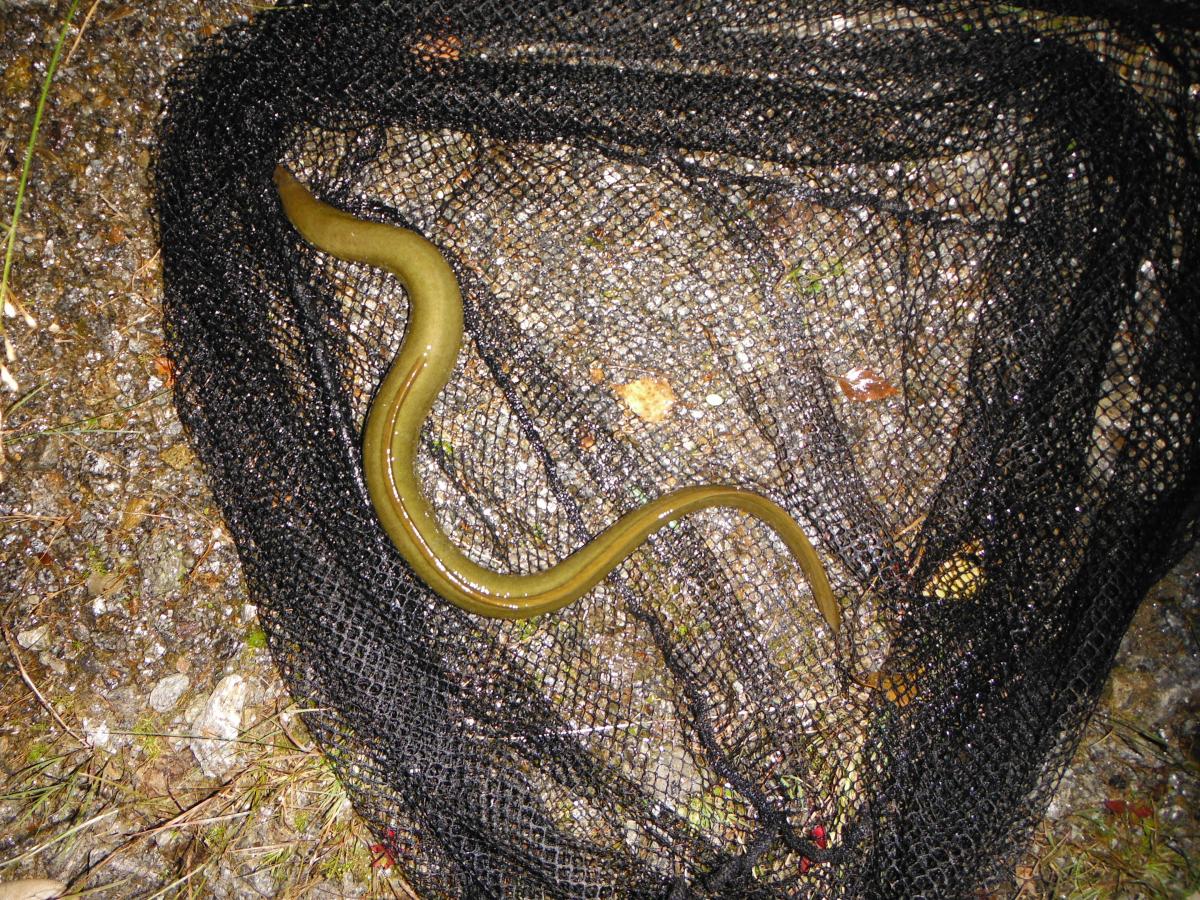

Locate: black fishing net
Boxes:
[153,1,1200,895]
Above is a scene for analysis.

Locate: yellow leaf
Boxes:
[613,377,676,423]
[862,668,924,707]
[159,443,196,471]
[87,570,128,599]
[922,540,985,601]
[119,496,152,532]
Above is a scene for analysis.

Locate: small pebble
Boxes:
[189,674,247,778]
[82,717,111,751]
[149,673,190,713]
[16,625,49,651]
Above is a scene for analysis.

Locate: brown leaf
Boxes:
[159,443,195,470]
[412,32,462,64]
[922,540,985,601]
[153,355,176,388]
[837,366,899,402]
[136,762,170,797]
[861,668,923,706]
[613,377,676,423]
[119,496,151,533]
[87,570,127,599]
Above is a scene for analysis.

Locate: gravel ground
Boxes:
[0,2,1196,897]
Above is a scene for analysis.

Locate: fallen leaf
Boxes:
[159,443,195,470]
[87,570,127,599]
[613,377,676,423]
[370,843,396,869]
[861,668,923,706]
[100,5,137,25]
[137,763,170,797]
[153,355,176,388]
[412,32,462,64]
[1103,798,1153,819]
[120,496,151,532]
[837,366,899,402]
[800,823,828,873]
[922,540,985,601]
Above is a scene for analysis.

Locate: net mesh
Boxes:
[153,2,1200,895]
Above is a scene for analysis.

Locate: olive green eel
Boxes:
[274,166,840,630]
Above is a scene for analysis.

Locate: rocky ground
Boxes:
[0,1,1196,897]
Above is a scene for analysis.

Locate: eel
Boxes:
[274,166,840,630]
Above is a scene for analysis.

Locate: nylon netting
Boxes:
[153,2,1200,895]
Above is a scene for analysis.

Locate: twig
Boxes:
[70,771,240,889]
[64,0,103,65]
[2,624,85,745]
[129,809,252,837]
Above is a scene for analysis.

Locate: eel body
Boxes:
[274,166,840,630]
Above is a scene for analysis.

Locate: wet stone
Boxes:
[138,529,187,599]
[16,624,49,650]
[148,673,189,713]
[82,717,112,752]
[188,674,247,778]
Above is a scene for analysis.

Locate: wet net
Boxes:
[154,1,1200,896]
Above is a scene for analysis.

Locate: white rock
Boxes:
[149,673,190,713]
[82,717,111,751]
[189,674,246,778]
[16,625,49,651]
[172,695,207,752]
[0,879,66,900]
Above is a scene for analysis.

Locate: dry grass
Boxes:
[0,687,415,897]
